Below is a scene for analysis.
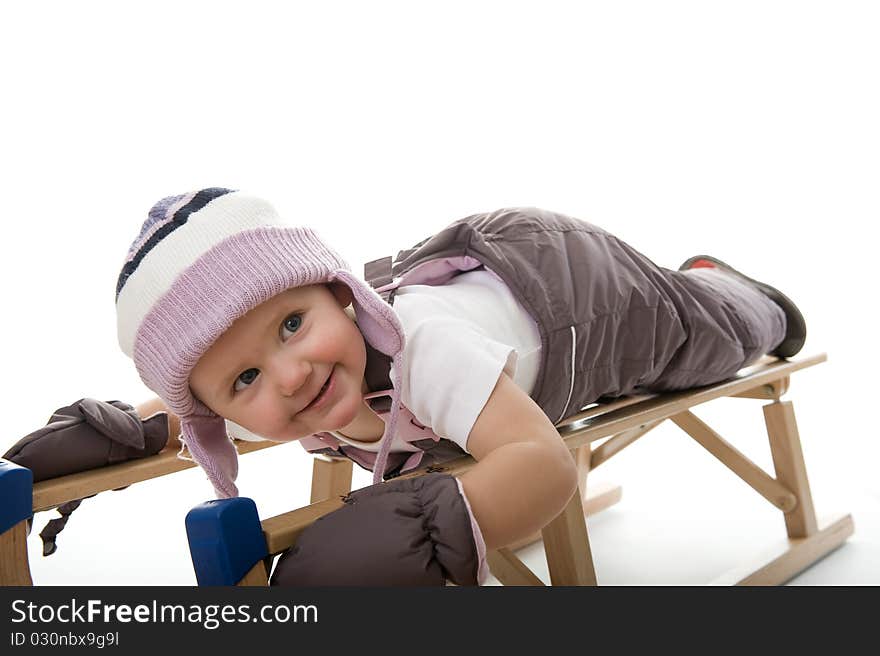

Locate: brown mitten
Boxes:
[269,473,487,586]
[4,398,168,482]
[3,398,169,555]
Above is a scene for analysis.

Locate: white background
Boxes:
[1,1,877,585]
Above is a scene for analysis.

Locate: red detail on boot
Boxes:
[690,259,717,269]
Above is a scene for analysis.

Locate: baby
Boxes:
[119,188,803,585]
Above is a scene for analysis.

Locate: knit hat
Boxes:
[115,188,406,497]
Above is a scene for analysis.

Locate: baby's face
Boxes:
[189,283,367,442]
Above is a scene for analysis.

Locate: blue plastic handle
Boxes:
[185,496,269,586]
[0,459,33,535]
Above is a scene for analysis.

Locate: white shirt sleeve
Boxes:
[392,316,518,453]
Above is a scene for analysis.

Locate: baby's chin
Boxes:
[270,410,360,442]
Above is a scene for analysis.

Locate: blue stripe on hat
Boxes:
[115,187,235,301]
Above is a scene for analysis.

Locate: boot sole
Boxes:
[677,255,807,359]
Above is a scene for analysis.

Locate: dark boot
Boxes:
[678,255,807,358]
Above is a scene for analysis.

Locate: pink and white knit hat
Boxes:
[115,188,406,498]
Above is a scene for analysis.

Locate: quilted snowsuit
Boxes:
[301,207,786,476]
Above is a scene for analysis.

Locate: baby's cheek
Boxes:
[230,404,276,440]
[337,329,367,366]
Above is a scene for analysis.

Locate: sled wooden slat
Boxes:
[261,497,346,556]
[557,353,827,454]
[31,439,282,513]
[731,376,790,400]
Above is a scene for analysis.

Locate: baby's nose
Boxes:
[272,362,310,398]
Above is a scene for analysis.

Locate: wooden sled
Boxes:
[183,352,853,586]
[0,353,851,586]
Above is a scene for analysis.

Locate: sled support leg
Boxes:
[764,400,817,537]
[578,443,623,517]
[0,520,33,586]
[709,399,854,584]
[541,485,598,586]
[310,456,353,504]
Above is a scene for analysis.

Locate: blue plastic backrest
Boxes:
[185,497,269,586]
[0,459,33,534]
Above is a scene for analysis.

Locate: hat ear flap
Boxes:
[331,270,404,357]
[180,415,239,498]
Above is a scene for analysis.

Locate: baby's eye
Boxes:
[231,313,303,395]
[281,312,303,338]
[233,368,259,393]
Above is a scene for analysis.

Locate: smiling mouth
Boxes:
[303,367,335,411]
